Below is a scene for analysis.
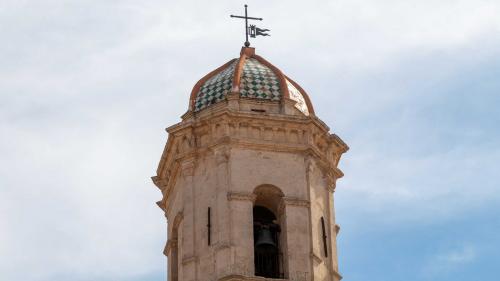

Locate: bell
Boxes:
[255,227,277,248]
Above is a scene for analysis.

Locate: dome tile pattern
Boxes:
[190,47,315,115]
[194,60,237,111]
[239,58,281,101]
[286,79,309,116]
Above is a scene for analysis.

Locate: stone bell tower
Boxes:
[152,47,348,281]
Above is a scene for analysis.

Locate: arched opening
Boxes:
[253,185,286,279]
[253,206,281,278]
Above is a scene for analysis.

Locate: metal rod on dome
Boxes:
[244,5,249,47]
[230,4,263,47]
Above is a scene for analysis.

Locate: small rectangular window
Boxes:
[207,207,211,246]
[321,217,328,257]
[251,108,266,113]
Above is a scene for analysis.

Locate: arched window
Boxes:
[253,185,286,278]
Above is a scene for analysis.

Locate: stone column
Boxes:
[227,191,256,276]
[283,197,311,281]
[181,160,196,281]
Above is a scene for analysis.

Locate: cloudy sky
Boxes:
[1,0,499,280]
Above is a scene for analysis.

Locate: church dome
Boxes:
[189,47,315,116]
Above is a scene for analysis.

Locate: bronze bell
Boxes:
[255,227,277,248]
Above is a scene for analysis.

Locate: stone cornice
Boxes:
[283,197,310,207]
[151,175,167,191]
[155,200,165,212]
[155,139,344,214]
[227,191,257,202]
[330,133,349,153]
[169,106,326,135]
[153,105,348,214]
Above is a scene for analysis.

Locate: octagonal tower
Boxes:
[152,47,348,281]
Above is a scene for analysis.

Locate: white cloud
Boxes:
[423,244,478,276]
[438,246,477,264]
[1,0,499,280]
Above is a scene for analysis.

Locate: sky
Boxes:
[1,0,499,281]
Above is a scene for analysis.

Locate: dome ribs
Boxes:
[232,48,251,93]
[188,47,314,115]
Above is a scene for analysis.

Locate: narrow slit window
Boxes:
[207,207,211,246]
[321,217,328,257]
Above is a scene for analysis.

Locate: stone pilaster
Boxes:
[181,160,196,281]
[283,197,311,281]
[214,147,232,278]
[227,191,257,276]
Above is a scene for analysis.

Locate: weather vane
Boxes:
[230,4,270,47]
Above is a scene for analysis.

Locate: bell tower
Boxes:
[152,47,348,281]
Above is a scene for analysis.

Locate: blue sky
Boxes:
[1,1,499,281]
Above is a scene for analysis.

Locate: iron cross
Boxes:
[230,5,267,47]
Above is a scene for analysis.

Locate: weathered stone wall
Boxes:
[153,98,348,281]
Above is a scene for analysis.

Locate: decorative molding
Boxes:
[213,241,231,251]
[310,252,323,264]
[217,262,252,280]
[328,182,337,193]
[156,200,165,212]
[180,109,194,121]
[155,108,348,198]
[283,196,310,207]
[227,191,257,202]
[215,147,230,165]
[151,175,168,191]
[304,155,315,173]
[182,255,198,265]
[323,172,337,193]
[164,238,177,256]
[172,211,184,229]
[181,160,195,178]
[335,224,340,235]
[331,269,343,281]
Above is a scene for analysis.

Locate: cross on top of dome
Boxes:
[230,5,270,47]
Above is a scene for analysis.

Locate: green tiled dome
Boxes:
[194,58,281,111]
[190,47,314,116]
[239,58,281,101]
[194,60,237,111]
